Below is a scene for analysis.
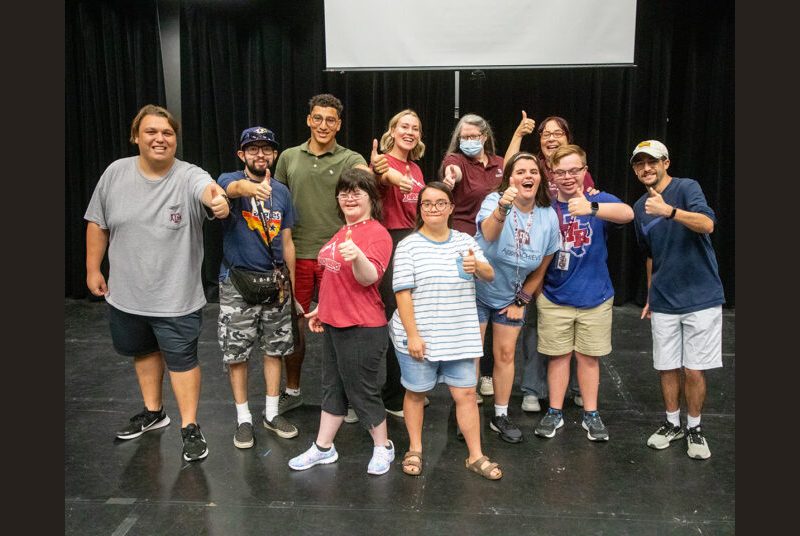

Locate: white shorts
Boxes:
[651,306,722,371]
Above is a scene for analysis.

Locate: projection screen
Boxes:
[323,0,637,71]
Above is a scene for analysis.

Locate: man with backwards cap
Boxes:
[630,140,725,460]
[216,126,300,449]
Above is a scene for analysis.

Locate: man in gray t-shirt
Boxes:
[84,104,230,462]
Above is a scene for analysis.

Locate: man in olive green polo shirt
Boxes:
[274,93,369,414]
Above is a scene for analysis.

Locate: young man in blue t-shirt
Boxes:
[631,140,725,460]
[216,127,299,449]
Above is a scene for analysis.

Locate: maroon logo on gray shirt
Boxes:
[170,212,182,224]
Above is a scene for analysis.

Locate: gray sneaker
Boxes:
[647,421,685,450]
[534,408,564,438]
[686,425,711,460]
[582,412,609,441]
[573,393,584,407]
[344,407,359,423]
[263,414,299,439]
[490,414,523,443]
[521,394,541,412]
[233,421,255,449]
[278,392,304,415]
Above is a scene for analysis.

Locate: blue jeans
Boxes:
[520,300,579,398]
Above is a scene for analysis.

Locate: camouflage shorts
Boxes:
[218,277,294,363]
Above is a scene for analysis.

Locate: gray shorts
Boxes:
[651,306,722,371]
[218,277,294,363]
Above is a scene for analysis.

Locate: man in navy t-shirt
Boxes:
[631,140,725,460]
[216,126,300,449]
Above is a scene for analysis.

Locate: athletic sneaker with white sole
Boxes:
[647,421,685,450]
[367,440,395,475]
[288,443,339,470]
[521,395,541,412]
[534,408,564,438]
[686,425,711,460]
[116,407,171,440]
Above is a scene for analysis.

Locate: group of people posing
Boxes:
[84,94,725,479]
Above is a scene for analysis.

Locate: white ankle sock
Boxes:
[494,404,508,417]
[666,409,681,427]
[236,402,252,425]
[687,414,701,429]
[265,395,279,421]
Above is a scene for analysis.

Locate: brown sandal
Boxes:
[465,455,502,480]
[402,451,423,476]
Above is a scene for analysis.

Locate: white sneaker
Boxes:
[522,394,541,412]
[367,440,395,475]
[479,376,494,396]
[288,443,338,470]
[573,394,584,407]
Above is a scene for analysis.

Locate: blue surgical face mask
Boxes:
[459,139,483,157]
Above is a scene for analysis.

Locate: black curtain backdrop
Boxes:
[65,0,734,308]
[66,0,166,299]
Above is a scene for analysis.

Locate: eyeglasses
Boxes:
[420,200,453,211]
[336,192,367,201]
[540,130,566,139]
[551,166,586,179]
[632,158,661,170]
[459,134,483,141]
[310,114,339,127]
[244,145,275,156]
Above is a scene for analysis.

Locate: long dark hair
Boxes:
[497,152,551,208]
[335,168,383,222]
[415,181,454,230]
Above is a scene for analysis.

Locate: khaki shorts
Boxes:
[536,294,613,357]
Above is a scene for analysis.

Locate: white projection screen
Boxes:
[323,0,637,70]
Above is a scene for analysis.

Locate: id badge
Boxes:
[556,251,570,271]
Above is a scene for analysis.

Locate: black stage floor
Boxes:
[65,299,735,535]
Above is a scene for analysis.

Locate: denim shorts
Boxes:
[476,300,525,327]
[396,349,477,392]
[108,304,202,372]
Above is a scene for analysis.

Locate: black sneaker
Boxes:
[582,412,609,441]
[116,407,170,440]
[233,422,254,449]
[489,414,523,443]
[181,423,209,461]
[534,408,564,438]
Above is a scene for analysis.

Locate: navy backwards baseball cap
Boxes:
[240,126,279,149]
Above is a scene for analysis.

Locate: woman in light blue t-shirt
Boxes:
[474,152,560,444]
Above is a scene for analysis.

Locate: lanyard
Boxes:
[511,204,534,293]
[553,201,574,249]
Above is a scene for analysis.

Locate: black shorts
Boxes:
[108,305,203,372]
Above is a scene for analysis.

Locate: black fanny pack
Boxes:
[227,263,290,307]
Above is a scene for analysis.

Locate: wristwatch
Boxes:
[513,297,527,307]
[590,201,599,216]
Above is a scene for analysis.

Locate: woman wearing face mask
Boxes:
[473,152,560,444]
[369,109,428,420]
[439,114,505,402]
[504,112,596,414]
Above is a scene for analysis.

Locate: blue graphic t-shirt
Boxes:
[217,171,295,275]
[543,192,620,309]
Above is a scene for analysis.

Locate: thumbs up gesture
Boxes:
[397,164,414,193]
[442,164,458,190]
[249,169,272,201]
[567,193,591,216]
[209,183,230,219]
[461,248,477,275]
[514,110,536,138]
[338,228,361,262]
[500,185,518,209]
[371,139,389,176]
[645,186,672,217]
